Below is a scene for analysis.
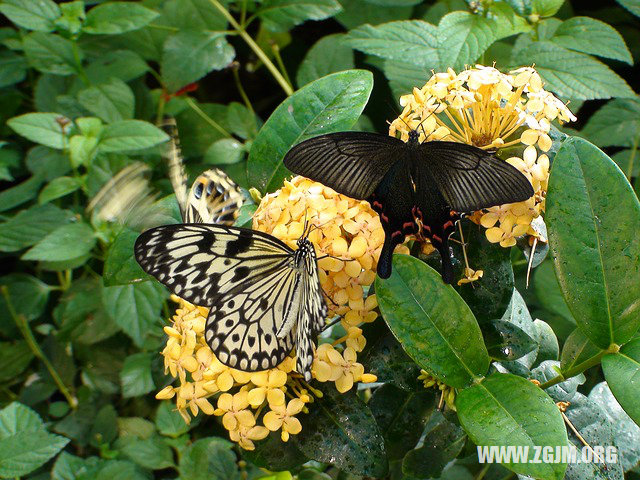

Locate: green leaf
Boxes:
[38,176,81,204]
[257,0,342,33]
[52,452,103,480]
[0,174,46,213]
[611,149,640,180]
[78,78,135,123]
[0,341,34,383]
[83,2,159,34]
[581,97,640,148]
[85,50,149,84]
[102,281,166,347]
[104,229,149,286]
[94,460,150,480]
[0,51,27,88]
[552,17,632,64]
[437,11,496,70]
[204,138,245,165]
[533,259,574,324]
[0,204,74,252]
[369,384,435,460]
[0,274,51,324]
[244,432,307,471]
[456,373,568,480]
[0,0,60,32]
[486,2,532,40]
[602,338,640,426]
[120,353,155,398]
[531,0,564,17]
[22,223,96,262]
[248,70,373,193]
[22,31,79,75]
[402,412,466,479]
[484,319,536,361]
[532,319,559,367]
[546,137,640,348]
[26,146,71,181]
[383,59,432,100]
[453,223,514,323]
[296,34,355,87]
[155,402,191,438]
[617,0,640,17]
[560,328,602,374]
[179,437,240,480]
[588,381,640,471]
[120,436,174,470]
[161,30,235,93]
[531,360,584,403]
[513,41,634,100]
[376,255,489,388]
[336,0,413,29]
[55,1,85,35]
[99,120,169,153]
[0,402,69,478]
[226,102,260,140]
[297,386,388,477]
[90,405,118,448]
[345,20,439,67]
[7,112,70,149]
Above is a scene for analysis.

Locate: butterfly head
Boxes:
[408,129,420,145]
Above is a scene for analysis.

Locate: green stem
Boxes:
[206,0,293,96]
[1,287,77,409]
[626,134,639,180]
[475,464,490,480]
[231,64,254,113]
[71,40,90,86]
[185,97,232,138]
[271,42,293,90]
[539,347,614,390]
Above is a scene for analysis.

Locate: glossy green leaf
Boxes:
[532,319,560,367]
[297,34,355,87]
[0,0,60,31]
[531,360,584,403]
[0,51,27,88]
[487,2,532,40]
[0,273,51,324]
[120,353,155,398]
[336,0,413,29]
[161,30,235,93]
[102,281,166,347]
[22,32,79,75]
[85,50,149,84]
[0,204,74,252]
[546,137,640,348]
[0,402,69,478]
[103,229,149,286]
[369,384,435,460]
[297,386,388,477]
[514,41,634,100]
[437,11,496,70]
[78,78,135,123]
[38,176,81,204]
[226,102,260,140]
[552,17,632,64]
[484,319,536,362]
[346,20,439,67]
[51,452,103,480]
[617,0,640,17]
[204,138,244,165]
[611,149,639,181]
[120,436,174,470]
[560,328,602,373]
[0,174,46,212]
[244,433,307,471]
[0,341,34,382]
[376,255,489,388]
[22,223,96,262]
[155,402,192,438]
[383,59,432,100]
[533,259,574,324]
[602,338,640,426]
[83,2,159,34]
[178,437,240,480]
[7,113,70,149]
[532,0,564,16]
[98,120,169,153]
[247,70,373,193]
[581,97,640,148]
[257,0,342,33]
[402,412,466,479]
[456,373,568,480]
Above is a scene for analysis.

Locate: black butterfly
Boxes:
[283,130,534,283]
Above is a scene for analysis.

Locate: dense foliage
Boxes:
[0,0,639,479]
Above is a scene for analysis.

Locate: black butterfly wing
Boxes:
[283,132,404,199]
[417,141,534,212]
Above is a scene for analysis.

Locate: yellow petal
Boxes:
[268,369,288,387]
[217,393,233,411]
[335,374,354,393]
[485,227,504,243]
[247,387,266,407]
[263,411,283,431]
[348,236,368,258]
[267,388,286,407]
[236,409,256,428]
[283,416,302,435]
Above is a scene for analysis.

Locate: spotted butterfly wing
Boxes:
[134,223,327,380]
[161,117,243,225]
[284,131,534,283]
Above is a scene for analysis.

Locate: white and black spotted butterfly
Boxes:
[161,116,243,225]
[135,223,327,380]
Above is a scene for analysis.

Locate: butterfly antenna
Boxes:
[416,110,435,141]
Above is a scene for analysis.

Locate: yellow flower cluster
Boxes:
[418,370,456,411]
[389,65,575,248]
[156,177,398,449]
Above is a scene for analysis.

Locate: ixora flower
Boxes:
[389,65,576,274]
[156,177,405,449]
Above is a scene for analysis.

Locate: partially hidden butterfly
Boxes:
[283,130,534,283]
[161,116,243,225]
[134,223,327,380]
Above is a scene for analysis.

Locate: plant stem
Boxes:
[185,97,232,138]
[71,40,90,86]
[271,42,293,89]
[475,464,490,480]
[1,287,77,409]
[231,64,254,113]
[626,134,639,180]
[206,0,293,96]
[539,348,611,389]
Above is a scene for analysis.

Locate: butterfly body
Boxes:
[283,130,534,282]
[135,224,327,380]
